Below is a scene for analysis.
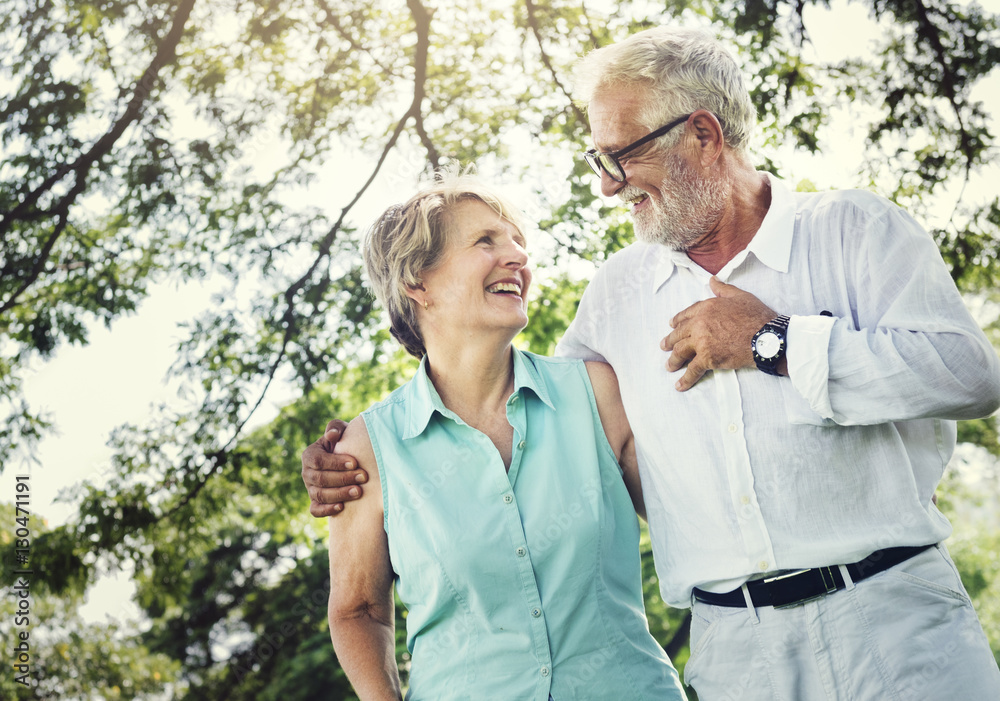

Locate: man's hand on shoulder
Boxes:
[302,419,370,517]
[661,277,778,391]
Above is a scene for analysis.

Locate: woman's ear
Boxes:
[403,282,426,304]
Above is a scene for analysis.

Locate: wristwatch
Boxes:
[751,315,790,376]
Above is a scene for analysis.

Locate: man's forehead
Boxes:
[587,88,650,150]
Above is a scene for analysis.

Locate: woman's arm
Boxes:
[327,417,401,701]
[585,361,646,520]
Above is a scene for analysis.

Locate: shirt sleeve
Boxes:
[555,275,609,364]
[785,201,1000,425]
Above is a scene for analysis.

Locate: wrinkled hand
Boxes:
[661,277,778,391]
[301,419,369,517]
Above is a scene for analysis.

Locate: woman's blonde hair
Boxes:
[363,172,527,358]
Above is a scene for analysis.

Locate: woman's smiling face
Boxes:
[413,198,532,340]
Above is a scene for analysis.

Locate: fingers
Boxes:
[672,278,740,329]
[661,318,711,390]
[709,275,752,301]
[317,425,343,452]
[309,482,364,506]
[306,477,368,519]
[325,418,348,435]
[708,275,734,297]
[301,418,370,518]
[310,501,345,518]
[665,337,695,373]
[307,464,368,488]
[301,446,368,504]
[661,327,679,352]
[670,281,727,327]
[674,362,708,392]
[664,337,708,389]
[302,430,360,479]
[669,304,695,330]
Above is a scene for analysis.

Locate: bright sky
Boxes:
[3,0,999,624]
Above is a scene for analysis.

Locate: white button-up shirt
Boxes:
[556,174,1000,607]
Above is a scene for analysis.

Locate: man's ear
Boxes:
[689,110,725,167]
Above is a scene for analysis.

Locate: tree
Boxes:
[2,0,999,696]
[0,503,181,700]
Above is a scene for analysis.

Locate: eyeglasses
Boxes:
[584,113,692,182]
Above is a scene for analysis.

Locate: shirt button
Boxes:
[530,607,541,618]
[518,440,526,450]
[503,494,513,504]
[728,423,738,433]
[758,560,769,571]
[540,666,550,677]
[516,547,526,557]
[510,395,519,404]
[740,495,750,505]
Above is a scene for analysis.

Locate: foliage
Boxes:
[0,503,180,699]
[1,0,999,696]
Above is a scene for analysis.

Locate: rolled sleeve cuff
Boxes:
[786,314,837,418]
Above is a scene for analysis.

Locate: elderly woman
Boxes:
[326,175,685,700]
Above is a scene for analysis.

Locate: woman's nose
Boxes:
[502,238,529,268]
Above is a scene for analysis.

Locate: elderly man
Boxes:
[304,27,1000,699]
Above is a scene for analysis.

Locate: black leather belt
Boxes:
[692,544,935,609]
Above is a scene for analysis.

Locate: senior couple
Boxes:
[304,27,1000,701]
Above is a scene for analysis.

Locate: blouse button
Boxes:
[530,607,542,618]
[516,547,526,557]
[503,494,514,504]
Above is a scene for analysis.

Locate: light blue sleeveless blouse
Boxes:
[363,348,685,700]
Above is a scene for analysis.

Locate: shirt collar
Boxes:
[651,172,795,291]
[402,346,555,439]
[742,172,795,274]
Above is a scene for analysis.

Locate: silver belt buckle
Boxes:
[765,566,839,609]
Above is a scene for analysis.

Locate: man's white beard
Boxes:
[631,153,728,250]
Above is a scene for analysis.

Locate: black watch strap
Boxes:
[752,315,790,376]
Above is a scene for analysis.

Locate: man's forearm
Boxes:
[815,324,1000,424]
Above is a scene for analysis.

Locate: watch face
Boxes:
[755,331,781,359]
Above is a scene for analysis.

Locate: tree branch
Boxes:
[282,0,434,311]
[161,0,438,515]
[0,0,198,312]
[407,0,440,169]
[0,175,87,316]
[579,2,603,50]
[910,0,972,179]
[524,0,588,126]
[319,0,399,78]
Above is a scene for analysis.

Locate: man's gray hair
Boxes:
[573,27,757,154]
[363,172,527,359]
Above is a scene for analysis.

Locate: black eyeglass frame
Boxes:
[584,113,693,182]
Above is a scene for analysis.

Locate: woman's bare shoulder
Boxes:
[334,416,376,464]
[331,416,382,511]
[584,360,623,410]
